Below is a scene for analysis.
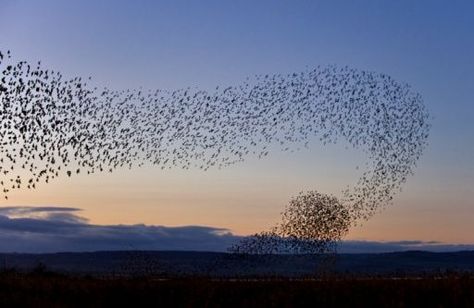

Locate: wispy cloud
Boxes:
[0,206,472,253]
[0,206,85,223]
[0,206,81,215]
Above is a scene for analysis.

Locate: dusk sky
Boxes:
[0,0,473,252]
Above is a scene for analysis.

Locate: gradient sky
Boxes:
[0,0,473,245]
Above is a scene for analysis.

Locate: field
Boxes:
[1,270,473,307]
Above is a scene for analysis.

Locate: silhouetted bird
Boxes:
[0,50,430,253]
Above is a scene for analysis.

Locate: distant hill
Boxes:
[1,250,473,277]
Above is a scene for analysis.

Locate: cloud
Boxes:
[0,206,240,253]
[0,206,86,223]
[0,206,472,253]
[0,206,81,215]
[338,240,474,253]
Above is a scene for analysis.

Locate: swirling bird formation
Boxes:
[0,50,429,252]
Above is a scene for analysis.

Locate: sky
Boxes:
[0,0,473,251]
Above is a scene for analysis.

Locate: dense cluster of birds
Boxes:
[0,50,430,253]
[230,191,351,255]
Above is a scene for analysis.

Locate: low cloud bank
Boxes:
[0,206,239,253]
[0,206,472,253]
[338,240,474,253]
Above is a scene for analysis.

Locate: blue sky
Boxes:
[0,0,473,249]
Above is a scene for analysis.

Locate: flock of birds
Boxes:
[0,50,430,253]
[230,191,352,255]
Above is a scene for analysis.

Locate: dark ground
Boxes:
[1,251,474,307]
[2,250,474,277]
[0,271,473,307]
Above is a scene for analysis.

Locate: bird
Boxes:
[0,49,430,254]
